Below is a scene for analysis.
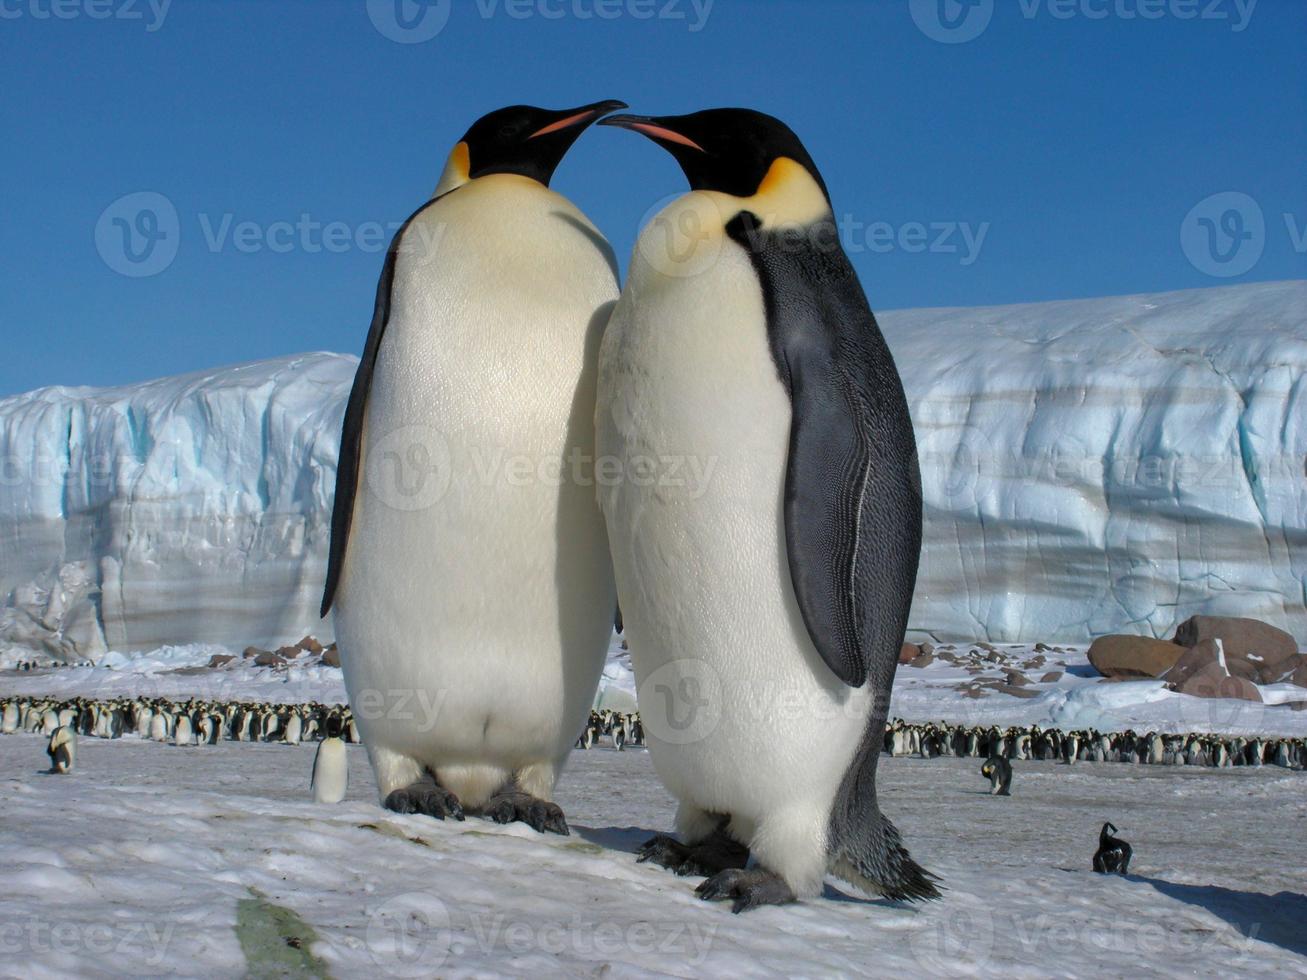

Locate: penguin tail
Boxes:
[829,809,942,903]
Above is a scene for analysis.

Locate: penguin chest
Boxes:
[598,235,870,814]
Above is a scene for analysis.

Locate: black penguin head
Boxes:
[324,716,343,739]
[600,107,831,204]
[444,100,627,190]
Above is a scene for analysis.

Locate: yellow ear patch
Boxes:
[746,156,831,229]
[432,141,472,197]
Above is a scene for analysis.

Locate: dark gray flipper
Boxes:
[320,197,444,618]
[727,212,938,901]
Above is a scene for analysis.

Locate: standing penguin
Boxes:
[981,755,1012,796]
[311,716,349,804]
[322,102,624,834]
[47,725,77,774]
[598,108,938,911]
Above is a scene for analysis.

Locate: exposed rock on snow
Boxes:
[1087,634,1185,679]
[0,282,1305,656]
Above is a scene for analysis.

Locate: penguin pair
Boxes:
[324,102,935,910]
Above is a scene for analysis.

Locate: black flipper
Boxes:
[726,211,936,902]
[726,212,921,689]
[320,199,439,617]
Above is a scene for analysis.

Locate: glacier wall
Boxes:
[0,282,1303,657]
[0,354,350,657]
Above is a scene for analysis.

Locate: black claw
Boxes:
[479,791,568,835]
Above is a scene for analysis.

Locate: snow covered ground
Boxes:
[1,734,1304,978]
[2,281,1304,658]
[7,637,1306,739]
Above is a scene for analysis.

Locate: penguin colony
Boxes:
[6,695,1298,771]
[0,696,358,746]
[884,718,1306,769]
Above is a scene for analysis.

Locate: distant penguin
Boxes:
[174,714,194,747]
[149,711,169,742]
[1092,822,1132,875]
[981,755,1012,796]
[47,725,76,774]
[2,700,18,734]
[311,716,349,804]
[321,101,624,833]
[40,708,59,736]
[598,108,938,910]
[284,712,302,746]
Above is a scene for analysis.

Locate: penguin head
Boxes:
[434,100,627,196]
[324,715,343,739]
[601,107,832,218]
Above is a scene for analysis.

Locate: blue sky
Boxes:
[0,0,1303,395]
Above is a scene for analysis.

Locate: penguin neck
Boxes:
[724,156,833,232]
[432,141,472,198]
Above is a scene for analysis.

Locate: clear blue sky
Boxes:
[1,0,1303,395]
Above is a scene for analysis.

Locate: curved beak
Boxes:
[599,113,705,152]
[529,99,629,139]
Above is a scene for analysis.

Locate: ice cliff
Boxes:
[1,281,1302,658]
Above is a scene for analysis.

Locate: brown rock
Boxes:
[297,635,324,654]
[1174,663,1262,703]
[918,641,935,657]
[994,683,1042,699]
[254,652,287,668]
[1087,634,1185,679]
[899,642,920,665]
[242,646,268,660]
[908,653,935,669]
[276,645,302,659]
[207,654,235,669]
[1039,671,1063,683]
[1163,639,1223,687]
[1172,615,1298,668]
[1286,659,1307,689]
[960,688,988,699]
[1002,668,1030,687]
[321,647,341,668]
[1034,642,1050,653]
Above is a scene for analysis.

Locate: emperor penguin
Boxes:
[321,101,625,834]
[47,725,76,774]
[311,716,349,804]
[597,108,939,911]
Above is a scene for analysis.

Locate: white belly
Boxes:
[597,201,870,834]
[313,739,349,804]
[334,175,618,781]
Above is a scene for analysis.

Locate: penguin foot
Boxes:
[695,868,796,914]
[481,790,569,836]
[637,833,749,877]
[384,783,465,821]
